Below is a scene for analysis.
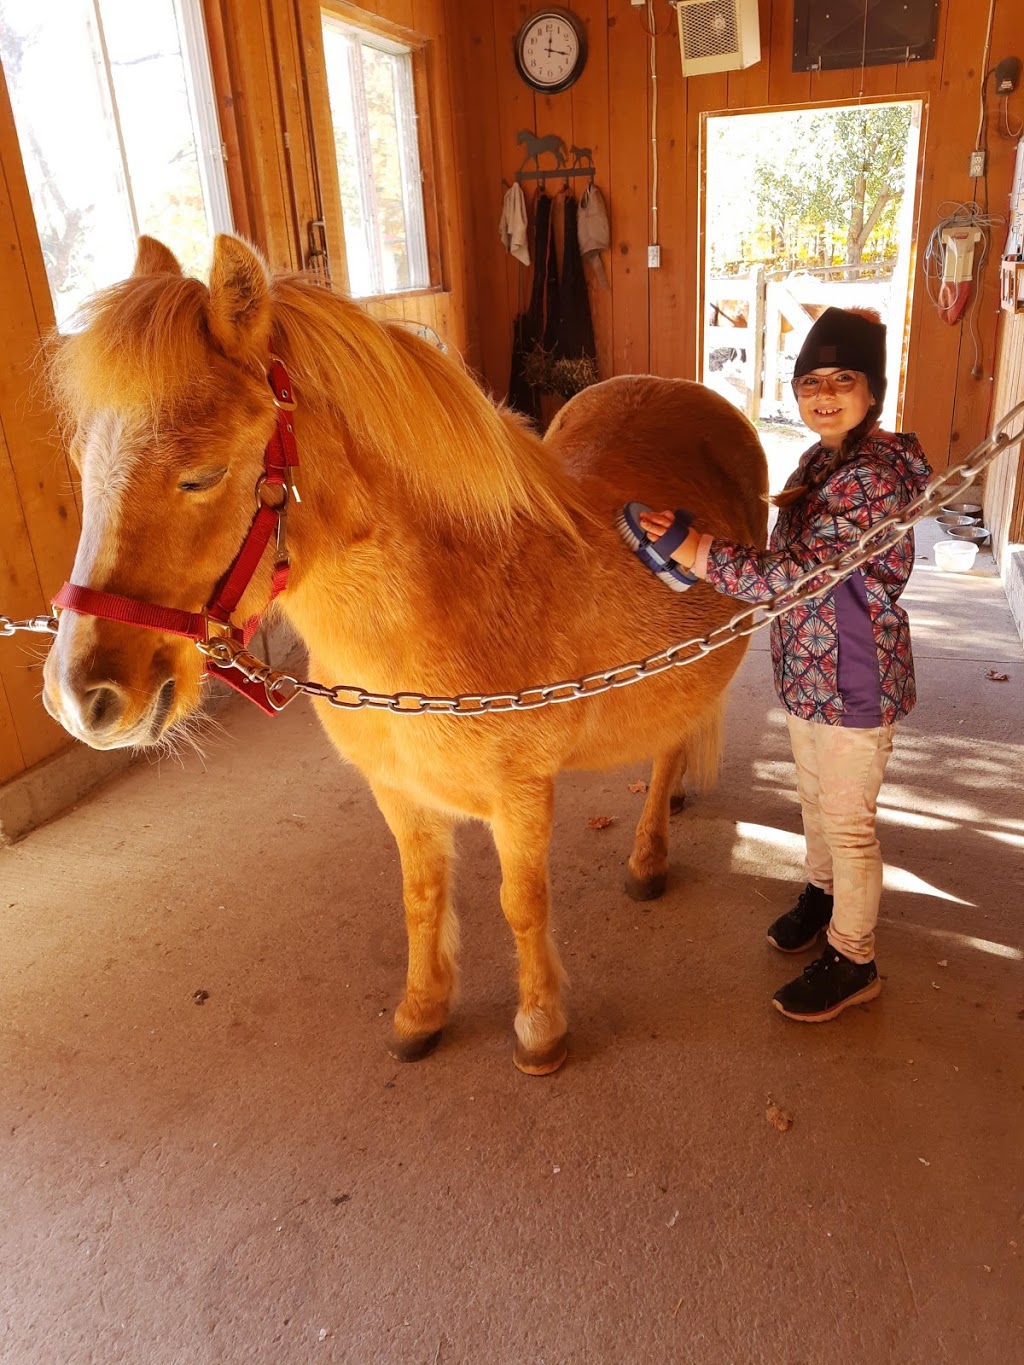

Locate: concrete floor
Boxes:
[1,520,1021,1365]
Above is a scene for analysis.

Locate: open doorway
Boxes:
[701,101,923,489]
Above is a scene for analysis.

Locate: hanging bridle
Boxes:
[52,359,299,715]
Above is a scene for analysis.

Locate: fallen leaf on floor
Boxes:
[666,1209,679,1227]
[588,815,615,830]
[984,670,1009,682]
[931,982,941,990]
[937,959,948,968]
[627,780,648,794]
[192,989,209,1005]
[766,1102,793,1133]
[919,1157,931,1167]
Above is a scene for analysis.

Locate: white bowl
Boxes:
[934,539,978,572]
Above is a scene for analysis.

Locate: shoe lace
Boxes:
[802,948,840,979]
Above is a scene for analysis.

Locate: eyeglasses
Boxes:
[793,371,863,397]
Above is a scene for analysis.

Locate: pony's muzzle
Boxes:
[43,633,180,749]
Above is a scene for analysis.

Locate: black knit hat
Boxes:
[793,307,887,404]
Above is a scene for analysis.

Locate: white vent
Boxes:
[676,0,761,76]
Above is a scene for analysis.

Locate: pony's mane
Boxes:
[268,275,588,534]
[48,268,591,536]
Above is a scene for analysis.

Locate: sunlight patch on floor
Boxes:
[878,919,1023,960]
[733,821,973,907]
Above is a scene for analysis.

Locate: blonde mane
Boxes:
[48,268,590,536]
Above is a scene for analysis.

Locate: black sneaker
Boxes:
[766,884,833,953]
[772,946,881,1022]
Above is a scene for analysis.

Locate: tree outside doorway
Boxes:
[702,100,923,487]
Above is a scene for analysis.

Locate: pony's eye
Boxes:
[178,468,227,493]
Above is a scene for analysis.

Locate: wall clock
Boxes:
[514,8,588,94]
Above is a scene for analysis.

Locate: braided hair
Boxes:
[771,397,883,510]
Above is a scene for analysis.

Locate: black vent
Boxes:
[793,0,940,73]
[682,1,739,61]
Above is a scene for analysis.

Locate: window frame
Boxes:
[0,0,232,329]
[318,0,444,302]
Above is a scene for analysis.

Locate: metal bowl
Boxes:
[937,513,975,528]
[947,524,990,545]
[939,501,982,519]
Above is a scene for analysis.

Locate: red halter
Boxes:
[52,359,299,715]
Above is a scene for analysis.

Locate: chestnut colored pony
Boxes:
[43,236,767,1074]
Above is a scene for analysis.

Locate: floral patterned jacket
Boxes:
[701,432,932,728]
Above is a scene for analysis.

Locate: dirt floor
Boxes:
[1,519,1022,1365]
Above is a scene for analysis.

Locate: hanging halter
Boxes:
[52,360,299,715]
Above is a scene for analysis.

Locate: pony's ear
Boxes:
[207,234,272,358]
[132,236,183,277]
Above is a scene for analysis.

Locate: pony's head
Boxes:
[42,235,285,749]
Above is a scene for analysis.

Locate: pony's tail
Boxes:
[682,697,724,794]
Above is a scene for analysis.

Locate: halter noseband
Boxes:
[52,359,299,715]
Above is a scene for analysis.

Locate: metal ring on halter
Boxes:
[254,474,290,511]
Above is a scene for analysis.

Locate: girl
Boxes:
[640,307,931,1022]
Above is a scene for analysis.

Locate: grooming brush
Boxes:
[616,502,699,592]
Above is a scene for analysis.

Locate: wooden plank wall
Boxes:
[987,311,1024,556]
[449,0,1024,478]
[0,67,82,783]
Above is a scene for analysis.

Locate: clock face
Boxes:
[516,10,586,93]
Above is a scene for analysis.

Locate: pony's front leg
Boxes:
[625,747,685,901]
[371,784,458,1063]
[490,778,568,1076]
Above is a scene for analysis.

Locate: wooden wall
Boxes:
[0,66,82,784]
[450,0,1024,477]
[988,311,1024,555]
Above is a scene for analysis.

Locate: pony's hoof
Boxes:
[513,1035,568,1076]
[387,1028,442,1063]
[624,870,667,901]
[670,793,686,815]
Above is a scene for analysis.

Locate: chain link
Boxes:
[7,402,1024,714]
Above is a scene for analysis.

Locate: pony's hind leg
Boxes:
[372,784,458,1062]
[625,747,686,901]
[490,777,568,1075]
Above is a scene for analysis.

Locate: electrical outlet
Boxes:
[648,244,661,268]
[969,149,986,179]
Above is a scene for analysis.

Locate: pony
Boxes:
[42,236,767,1074]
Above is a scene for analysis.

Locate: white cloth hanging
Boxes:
[578,183,610,289]
[498,182,530,266]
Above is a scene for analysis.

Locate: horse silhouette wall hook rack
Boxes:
[515,129,596,184]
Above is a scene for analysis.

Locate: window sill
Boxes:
[356,285,448,304]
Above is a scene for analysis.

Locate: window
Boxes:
[320,14,429,298]
[0,0,231,328]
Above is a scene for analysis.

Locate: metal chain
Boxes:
[6,403,1024,716]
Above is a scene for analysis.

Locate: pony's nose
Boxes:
[82,681,129,735]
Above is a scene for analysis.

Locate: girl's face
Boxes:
[794,368,874,446]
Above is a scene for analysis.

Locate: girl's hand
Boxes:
[638,510,701,571]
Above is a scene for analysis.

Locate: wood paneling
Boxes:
[0,64,80,783]
[448,0,1023,481]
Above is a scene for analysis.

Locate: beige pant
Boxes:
[785,714,895,964]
